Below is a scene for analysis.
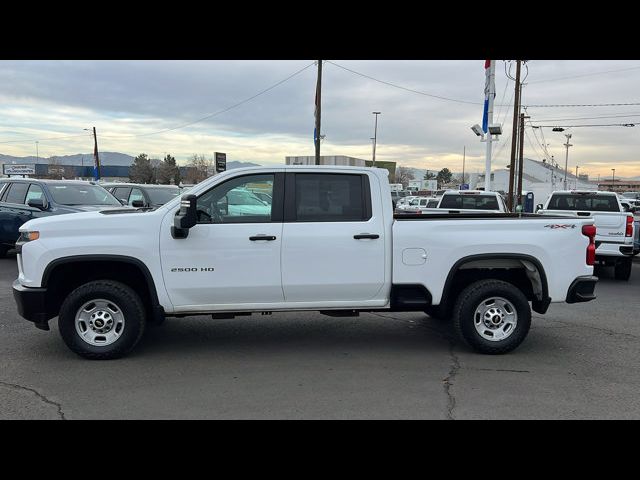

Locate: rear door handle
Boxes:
[249,235,276,241]
[353,234,379,240]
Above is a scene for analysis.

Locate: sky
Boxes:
[1,60,639,178]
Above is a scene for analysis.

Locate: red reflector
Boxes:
[626,215,633,237]
[582,224,596,266]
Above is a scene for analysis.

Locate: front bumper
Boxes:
[12,280,51,330]
[565,275,598,304]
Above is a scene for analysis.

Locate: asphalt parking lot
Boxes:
[1,254,639,420]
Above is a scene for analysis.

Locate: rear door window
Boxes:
[25,184,45,204]
[4,183,29,204]
[293,173,369,222]
[112,187,131,204]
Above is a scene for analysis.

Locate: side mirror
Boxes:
[131,199,145,208]
[27,198,46,210]
[172,194,197,239]
[535,203,543,213]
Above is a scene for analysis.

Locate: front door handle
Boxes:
[353,233,379,240]
[249,235,276,241]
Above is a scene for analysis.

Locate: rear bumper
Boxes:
[565,275,598,304]
[595,241,634,257]
[12,280,51,330]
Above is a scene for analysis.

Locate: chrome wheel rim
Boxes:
[75,299,125,346]
[473,296,518,342]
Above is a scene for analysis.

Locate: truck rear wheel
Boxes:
[58,280,146,360]
[614,258,632,281]
[453,280,531,354]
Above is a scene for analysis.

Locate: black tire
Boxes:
[614,258,632,281]
[453,279,531,355]
[58,280,146,360]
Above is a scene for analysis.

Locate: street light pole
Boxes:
[372,112,381,167]
[575,165,579,189]
[563,133,573,189]
[611,168,616,192]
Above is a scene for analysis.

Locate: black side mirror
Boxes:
[131,199,145,208]
[172,194,197,239]
[535,203,543,213]
[27,198,46,210]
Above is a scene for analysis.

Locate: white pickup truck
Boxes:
[13,166,598,359]
[399,190,507,215]
[538,190,635,280]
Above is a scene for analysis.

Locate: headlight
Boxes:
[18,231,40,242]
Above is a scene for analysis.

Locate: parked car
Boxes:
[14,166,597,359]
[0,178,122,257]
[102,183,180,208]
[538,190,635,280]
[398,196,440,214]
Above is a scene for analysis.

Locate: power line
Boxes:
[524,112,640,122]
[531,122,639,128]
[0,133,90,145]
[101,61,317,139]
[325,60,483,105]
[528,65,640,84]
[524,102,640,108]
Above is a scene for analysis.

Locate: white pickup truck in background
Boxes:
[399,190,507,215]
[538,190,635,280]
[13,166,598,359]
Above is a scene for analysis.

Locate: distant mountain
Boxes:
[0,153,261,169]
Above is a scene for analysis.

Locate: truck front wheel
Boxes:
[614,258,632,281]
[453,280,531,354]
[58,280,146,360]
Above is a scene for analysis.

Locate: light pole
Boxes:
[575,165,579,189]
[372,111,381,166]
[611,168,616,192]
[563,133,573,190]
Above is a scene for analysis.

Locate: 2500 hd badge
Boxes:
[171,267,215,272]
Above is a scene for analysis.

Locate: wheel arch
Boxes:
[442,253,550,314]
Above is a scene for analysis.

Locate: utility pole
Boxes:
[575,165,579,189]
[507,60,522,211]
[611,168,616,191]
[563,133,573,189]
[516,113,527,207]
[35,141,39,163]
[372,111,381,166]
[462,146,466,186]
[314,60,322,165]
[484,60,496,193]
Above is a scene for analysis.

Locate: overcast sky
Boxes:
[1,60,639,178]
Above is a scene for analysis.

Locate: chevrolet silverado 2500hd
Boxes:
[13,166,598,359]
[538,190,635,280]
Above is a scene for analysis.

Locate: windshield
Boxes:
[146,186,180,205]
[48,184,121,206]
[439,194,499,210]
[547,194,619,212]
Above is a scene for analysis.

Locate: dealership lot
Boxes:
[1,254,639,419]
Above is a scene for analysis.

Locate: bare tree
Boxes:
[394,166,415,187]
[185,154,213,183]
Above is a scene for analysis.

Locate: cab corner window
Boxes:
[196,174,274,224]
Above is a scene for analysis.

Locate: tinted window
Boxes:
[25,184,45,204]
[548,194,619,212]
[48,184,121,206]
[196,174,274,224]
[146,186,180,205]
[439,194,499,210]
[129,188,145,206]
[113,187,131,203]
[5,183,29,204]
[295,173,366,222]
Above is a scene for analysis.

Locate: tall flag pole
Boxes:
[314,60,322,165]
[483,60,495,192]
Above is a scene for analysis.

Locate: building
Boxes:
[285,155,396,180]
[598,180,640,193]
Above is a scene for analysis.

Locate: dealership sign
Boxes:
[215,152,226,173]
[3,164,35,175]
